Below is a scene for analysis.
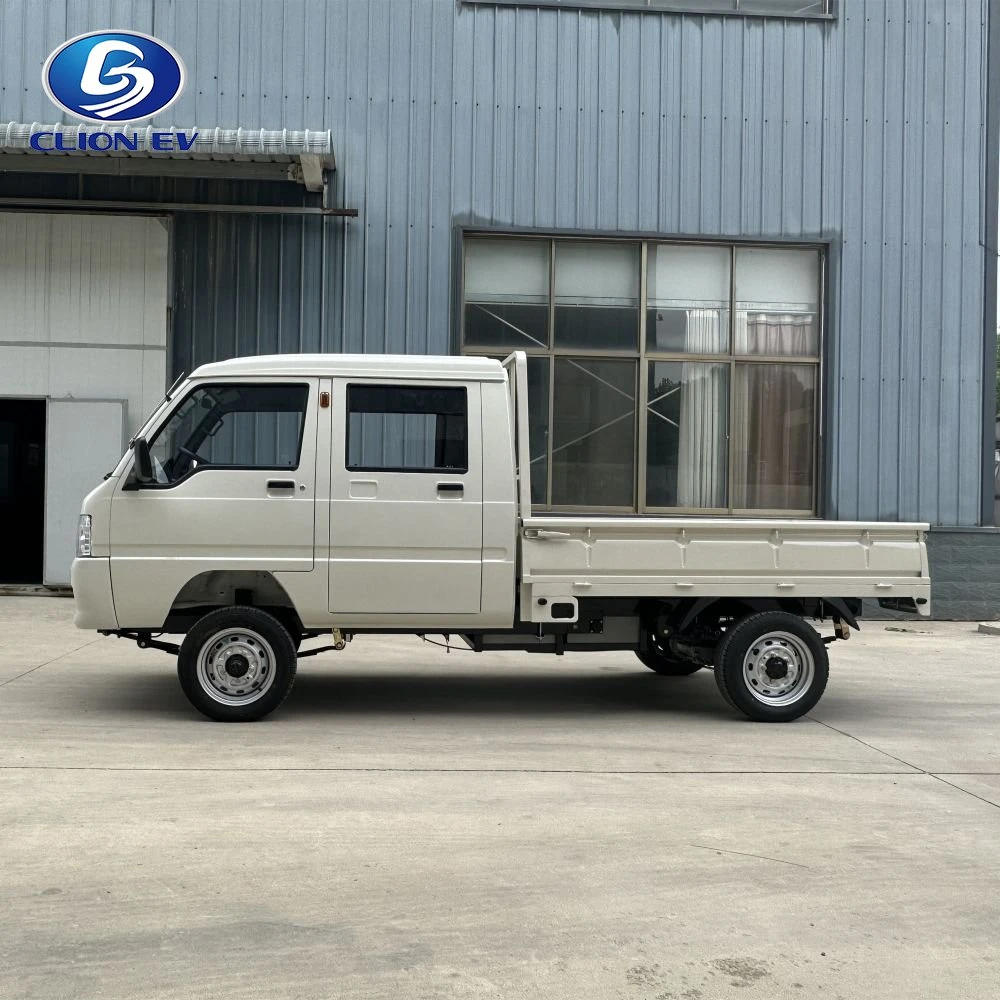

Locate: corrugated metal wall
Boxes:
[0,0,990,526]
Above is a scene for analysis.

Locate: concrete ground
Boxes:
[0,598,998,1000]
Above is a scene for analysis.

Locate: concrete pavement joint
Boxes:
[808,715,924,771]
[809,715,1000,811]
[689,843,812,869]
[0,637,102,688]
[926,773,1000,811]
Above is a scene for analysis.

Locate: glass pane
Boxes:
[732,364,815,511]
[646,361,729,509]
[735,248,820,356]
[551,358,635,507]
[347,385,467,472]
[646,244,730,353]
[653,1,735,8]
[738,0,826,13]
[148,384,307,483]
[554,242,639,350]
[464,238,549,350]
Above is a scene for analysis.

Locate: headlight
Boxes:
[77,515,92,557]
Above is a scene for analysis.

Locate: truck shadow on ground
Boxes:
[90,666,736,721]
[287,669,732,719]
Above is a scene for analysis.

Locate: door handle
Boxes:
[267,479,296,491]
[437,482,463,494]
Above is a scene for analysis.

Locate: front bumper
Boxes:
[71,558,118,630]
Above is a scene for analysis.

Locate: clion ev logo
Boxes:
[42,30,185,123]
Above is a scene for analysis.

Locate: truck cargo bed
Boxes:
[519,515,930,614]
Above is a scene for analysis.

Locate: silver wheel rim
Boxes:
[196,628,277,706]
[742,630,815,707]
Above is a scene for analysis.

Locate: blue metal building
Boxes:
[0,0,995,615]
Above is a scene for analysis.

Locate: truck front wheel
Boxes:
[178,607,297,722]
[713,611,828,722]
[636,634,703,676]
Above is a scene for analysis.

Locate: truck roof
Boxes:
[190,353,507,382]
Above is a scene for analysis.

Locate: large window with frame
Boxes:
[462,235,821,515]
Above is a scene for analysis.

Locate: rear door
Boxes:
[329,380,483,615]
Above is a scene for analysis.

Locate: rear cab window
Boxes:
[346,384,468,473]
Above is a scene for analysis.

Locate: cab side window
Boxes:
[346,385,467,473]
[148,383,309,484]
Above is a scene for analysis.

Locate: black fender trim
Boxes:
[822,597,860,631]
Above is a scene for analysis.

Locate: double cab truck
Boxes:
[72,352,931,723]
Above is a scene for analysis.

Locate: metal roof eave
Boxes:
[0,123,335,192]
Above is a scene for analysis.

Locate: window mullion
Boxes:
[545,355,555,508]
[546,239,556,508]
[727,244,737,515]
[637,241,648,513]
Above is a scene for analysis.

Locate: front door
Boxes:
[329,379,483,615]
[0,399,45,583]
[110,379,318,626]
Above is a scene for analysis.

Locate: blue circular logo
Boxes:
[42,30,186,123]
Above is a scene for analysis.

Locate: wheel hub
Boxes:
[196,630,276,705]
[764,655,789,680]
[225,654,250,678]
[741,631,815,706]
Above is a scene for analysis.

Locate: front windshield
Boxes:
[146,383,308,484]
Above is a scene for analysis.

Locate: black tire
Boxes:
[636,634,703,676]
[713,611,828,722]
[178,607,297,722]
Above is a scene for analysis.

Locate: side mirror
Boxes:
[133,436,154,484]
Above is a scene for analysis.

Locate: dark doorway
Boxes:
[0,399,45,583]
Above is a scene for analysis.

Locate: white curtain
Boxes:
[734,311,815,355]
[676,308,726,508]
[730,311,817,509]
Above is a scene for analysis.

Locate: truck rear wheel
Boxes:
[636,634,703,676]
[178,607,297,722]
[713,611,828,722]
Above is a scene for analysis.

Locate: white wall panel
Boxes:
[0,212,167,432]
[47,348,147,428]
[44,399,125,586]
[0,345,48,396]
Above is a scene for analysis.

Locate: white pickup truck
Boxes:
[72,351,930,723]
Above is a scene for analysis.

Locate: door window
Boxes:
[346,385,467,473]
[148,383,309,484]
